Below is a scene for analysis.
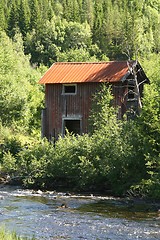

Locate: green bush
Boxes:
[14,139,52,188]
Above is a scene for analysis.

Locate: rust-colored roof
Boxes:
[39,61,133,84]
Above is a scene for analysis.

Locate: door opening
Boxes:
[63,119,81,135]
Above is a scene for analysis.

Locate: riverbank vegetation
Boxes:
[0,227,35,240]
[0,0,160,200]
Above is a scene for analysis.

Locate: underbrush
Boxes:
[0,117,159,200]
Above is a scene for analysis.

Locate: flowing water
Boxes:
[0,185,160,240]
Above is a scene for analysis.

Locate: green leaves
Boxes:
[0,31,43,132]
[1,0,160,64]
[89,84,116,133]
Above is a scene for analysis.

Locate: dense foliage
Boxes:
[0,31,44,133]
[0,0,160,65]
[0,0,160,199]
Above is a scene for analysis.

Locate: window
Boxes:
[128,84,135,99]
[62,84,77,95]
[63,119,81,135]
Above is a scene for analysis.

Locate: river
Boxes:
[0,185,159,239]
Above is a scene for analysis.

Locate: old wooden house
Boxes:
[39,61,149,140]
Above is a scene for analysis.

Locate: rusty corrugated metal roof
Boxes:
[39,61,132,84]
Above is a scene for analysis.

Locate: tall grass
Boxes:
[0,227,35,240]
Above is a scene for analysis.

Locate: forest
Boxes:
[0,0,160,199]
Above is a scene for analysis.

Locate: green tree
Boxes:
[25,15,62,65]
[18,0,30,36]
[57,47,97,62]
[89,84,116,133]
[7,0,20,37]
[25,18,94,65]
[62,0,81,22]
[88,82,148,195]
[81,0,94,26]
[0,31,43,132]
[29,0,41,30]
[92,0,104,43]
[62,21,92,51]
[0,0,7,30]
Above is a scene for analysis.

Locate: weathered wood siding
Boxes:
[43,82,126,140]
[44,83,93,139]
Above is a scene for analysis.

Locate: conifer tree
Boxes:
[29,0,41,30]
[18,0,30,36]
[62,0,73,21]
[93,0,103,31]
[7,0,19,37]
[0,0,7,30]
[72,0,81,22]
[81,0,94,26]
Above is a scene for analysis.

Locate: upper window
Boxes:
[62,84,77,95]
[128,84,135,99]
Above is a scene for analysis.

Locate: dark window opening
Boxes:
[64,120,81,135]
[128,85,135,99]
[63,85,76,94]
